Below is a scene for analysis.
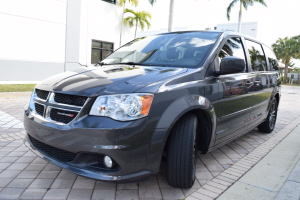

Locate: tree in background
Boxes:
[272,36,300,83]
[118,0,139,46]
[226,0,267,32]
[123,9,152,39]
[148,0,174,32]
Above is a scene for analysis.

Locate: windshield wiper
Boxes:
[115,62,166,67]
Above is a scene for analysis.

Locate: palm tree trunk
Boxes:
[237,1,242,32]
[134,20,138,39]
[119,5,125,47]
[168,0,174,32]
[284,60,289,83]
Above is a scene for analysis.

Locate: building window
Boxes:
[102,0,116,4]
[91,40,114,64]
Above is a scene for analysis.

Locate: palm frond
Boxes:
[148,0,156,6]
[226,0,239,20]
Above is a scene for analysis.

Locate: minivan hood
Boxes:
[36,65,188,96]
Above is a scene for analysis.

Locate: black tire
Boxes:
[258,99,278,133]
[166,113,197,188]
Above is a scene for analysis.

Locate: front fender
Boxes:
[155,94,216,131]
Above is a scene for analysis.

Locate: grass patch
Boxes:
[0,84,36,92]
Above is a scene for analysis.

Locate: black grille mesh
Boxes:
[50,108,78,124]
[29,135,77,162]
[34,103,44,116]
[35,89,49,100]
[54,93,87,106]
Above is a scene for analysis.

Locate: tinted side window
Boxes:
[263,45,279,71]
[217,37,246,71]
[245,40,267,71]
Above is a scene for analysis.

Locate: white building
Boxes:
[0,0,134,81]
[216,22,258,38]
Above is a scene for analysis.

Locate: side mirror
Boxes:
[216,56,245,75]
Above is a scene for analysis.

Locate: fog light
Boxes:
[104,156,113,168]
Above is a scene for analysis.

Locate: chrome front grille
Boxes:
[34,103,45,116]
[50,108,78,124]
[54,93,87,107]
[31,89,88,124]
[35,89,50,100]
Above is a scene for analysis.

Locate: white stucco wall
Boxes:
[0,0,67,81]
[216,22,258,38]
[0,0,134,81]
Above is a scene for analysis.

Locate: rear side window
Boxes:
[217,37,246,71]
[245,40,267,72]
[263,45,279,71]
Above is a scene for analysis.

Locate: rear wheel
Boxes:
[258,99,278,133]
[166,113,197,188]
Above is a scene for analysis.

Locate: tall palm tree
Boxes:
[123,9,152,39]
[148,0,174,32]
[118,0,139,46]
[226,0,267,32]
[272,36,300,83]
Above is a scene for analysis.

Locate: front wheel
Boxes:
[166,113,197,188]
[258,99,278,133]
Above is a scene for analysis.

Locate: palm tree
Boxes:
[272,36,300,83]
[226,0,267,32]
[118,0,139,46]
[123,9,152,39]
[148,0,174,32]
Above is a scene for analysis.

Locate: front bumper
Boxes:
[23,108,167,182]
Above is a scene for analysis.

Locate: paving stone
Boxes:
[196,171,214,180]
[17,170,40,179]
[182,188,198,197]
[206,164,225,172]
[51,179,76,189]
[157,179,173,188]
[186,196,201,200]
[92,189,116,200]
[43,163,62,171]
[73,178,96,189]
[37,170,60,179]
[0,170,21,178]
[139,188,162,199]
[25,164,46,171]
[94,181,116,190]
[0,156,19,163]
[56,170,77,180]
[19,188,47,200]
[15,156,36,163]
[7,163,29,170]
[191,191,214,200]
[0,162,11,170]
[28,179,54,189]
[138,179,159,189]
[6,151,26,157]
[7,178,34,188]
[0,178,13,187]
[32,157,48,164]
[161,188,185,200]
[117,182,138,190]
[0,188,25,199]
[43,188,70,200]
[116,189,139,200]
[67,189,93,200]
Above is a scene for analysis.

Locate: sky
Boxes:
[134,0,300,67]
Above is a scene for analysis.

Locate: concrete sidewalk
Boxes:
[217,120,300,200]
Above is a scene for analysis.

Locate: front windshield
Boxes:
[101,32,221,68]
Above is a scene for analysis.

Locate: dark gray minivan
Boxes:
[23,31,280,188]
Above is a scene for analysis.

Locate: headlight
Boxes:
[89,93,154,121]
